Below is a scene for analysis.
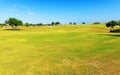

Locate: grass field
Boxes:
[0,24,119,75]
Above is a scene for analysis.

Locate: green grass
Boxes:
[0,24,119,75]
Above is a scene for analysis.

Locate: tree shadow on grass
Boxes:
[110,29,120,33]
[102,29,120,37]
[103,33,120,37]
[107,34,120,37]
[4,29,21,31]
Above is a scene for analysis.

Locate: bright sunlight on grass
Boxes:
[0,24,119,75]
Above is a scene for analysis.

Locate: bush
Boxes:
[93,22,100,24]
[82,22,85,24]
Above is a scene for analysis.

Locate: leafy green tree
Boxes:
[73,22,76,25]
[36,23,43,26]
[5,18,23,29]
[55,22,60,25]
[25,22,30,27]
[93,22,100,24]
[106,20,117,31]
[82,22,85,24]
[69,22,72,25]
[51,22,55,25]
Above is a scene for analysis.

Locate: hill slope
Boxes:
[0,24,119,75]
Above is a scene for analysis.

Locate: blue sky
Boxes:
[0,0,120,24]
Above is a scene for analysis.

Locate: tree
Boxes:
[82,22,85,24]
[106,20,117,31]
[73,22,76,25]
[5,18,23,29]
[55,22,60,25]
[69,22,72,25]
[25,22,30,27]
[36,23,43,26]
[93,22,100,24]
[51,22,55,25]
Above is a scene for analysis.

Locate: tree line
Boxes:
[0,18,62,29]
[1,18,101,30]
[0,18,81,29]
[1,17,120,32]
[1,18,80,28]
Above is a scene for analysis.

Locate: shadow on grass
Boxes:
[4,29,21,31]
[104,29,120,37]
[107,34,120,37]
[103,33,120,37]
[110,29,120,33]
